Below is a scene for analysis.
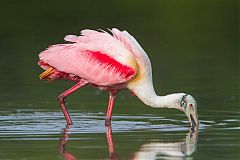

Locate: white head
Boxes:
[155,93,199,129]
[138,92,199,129]
[177,93,199,129]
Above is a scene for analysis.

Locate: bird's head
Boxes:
[176,94,199,129]
[128,86,199,129]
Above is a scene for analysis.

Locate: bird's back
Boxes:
[38,29,138,86]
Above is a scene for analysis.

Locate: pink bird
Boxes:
[38,28,199,128]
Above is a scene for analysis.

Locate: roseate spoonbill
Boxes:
[38,28,199,128]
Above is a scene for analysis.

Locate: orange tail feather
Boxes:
[39,67,56,80]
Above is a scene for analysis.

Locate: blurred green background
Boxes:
[0,0,238,111]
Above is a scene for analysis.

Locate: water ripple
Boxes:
[0,110,238,139]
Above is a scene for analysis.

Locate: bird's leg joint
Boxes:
[109,89,118,97]
[58,94,66,103]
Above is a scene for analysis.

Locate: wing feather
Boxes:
[39,43,135,86]
[38,29,147,86]
[111,28,152,80]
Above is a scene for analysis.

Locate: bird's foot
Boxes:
[105,119,111,126]
[66,120,73,126]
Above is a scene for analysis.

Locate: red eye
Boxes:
[189,104,193,108]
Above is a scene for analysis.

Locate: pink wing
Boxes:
[39,30,136,86]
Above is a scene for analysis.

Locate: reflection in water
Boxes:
[59,126,198,160]
[59,125,77,160]
[106,126,118,160]
[132,131,198,160]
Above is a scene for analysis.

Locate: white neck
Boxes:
[127,78,183,111]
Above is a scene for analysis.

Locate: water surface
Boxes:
[0,109,239,160]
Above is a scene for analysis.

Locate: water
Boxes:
[0,0,238,160]
[0,110,239,159]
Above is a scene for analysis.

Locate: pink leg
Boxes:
[105,90,118,126]
[58,80,88,125]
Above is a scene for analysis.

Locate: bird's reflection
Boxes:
[132,130,198,160]
[59,126,198,160]
[106,126,118,160]
[59,125,77,160]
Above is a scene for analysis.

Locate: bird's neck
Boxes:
[127,79,181,110]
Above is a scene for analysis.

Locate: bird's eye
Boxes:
[180,100,186,107]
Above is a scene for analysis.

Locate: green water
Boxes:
[0,0,239,160]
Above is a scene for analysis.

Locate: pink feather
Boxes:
[38,29,137,86]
